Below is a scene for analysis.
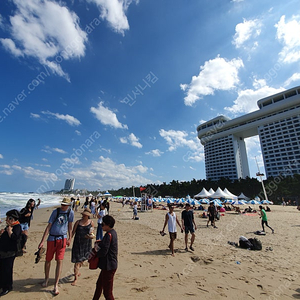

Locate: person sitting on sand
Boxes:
[161,204,183,257]
[38,198,74,296]
[71,208,94,285]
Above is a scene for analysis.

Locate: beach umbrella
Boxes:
[231,200,246,205]
[261,200,273,205]
[210,200,223,207]
[199,198,209,204]
[247,200,260,205]
[223,199,234,204]
[190,200,196,205]
[167,199,174,204]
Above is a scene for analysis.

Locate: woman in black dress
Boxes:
[71,208,94,285]
[0,209,22,296]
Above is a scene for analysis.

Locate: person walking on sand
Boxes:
[92,215,118,300]
[259,205,274,234]
[161,204,183,256]
[181,203,197,251]
[207,202,217,228]
[71,208,94,285]
[38,198,74,296]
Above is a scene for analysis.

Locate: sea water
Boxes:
[0,192,62,219]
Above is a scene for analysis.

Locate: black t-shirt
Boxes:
[19,207,32,225]
[181,210,194,227]
[207,205,216,216]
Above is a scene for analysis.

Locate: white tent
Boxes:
[194,188,211,198]
[208,188,215,195]
[210,187,229,198]
[238,192,250,200]
[223,188,238,199]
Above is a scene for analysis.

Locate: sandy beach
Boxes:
[3,201,300,300]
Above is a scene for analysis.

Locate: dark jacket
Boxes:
[19,207,32,226]
[0,224,22,257]
[97,229,118,270]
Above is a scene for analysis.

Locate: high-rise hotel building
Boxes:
[64,178,75,191]
[197,86,300,181]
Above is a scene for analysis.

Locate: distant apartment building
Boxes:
[197,86,300,181]
[64,178,75,191]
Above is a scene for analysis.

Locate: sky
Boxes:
[0,0,300,193]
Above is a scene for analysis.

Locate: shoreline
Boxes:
[6,202,300,299]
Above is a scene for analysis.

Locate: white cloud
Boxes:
[75,130,81,136]
[0,154,3,159]
[276,15,300,63]
[145,149,164,157]
[233,18,261,49]
[91,102,128,129]
[225,80,285,114]
[0,0,88,80]
[284,73,300,87]
[42,146,67,154]
[120,133,142,148]
[88,0,137,35]
[41,110,81,126]
[181,56,244,106]
[159,129,198,151]
[30,113,40,119]
[67,156,153,189]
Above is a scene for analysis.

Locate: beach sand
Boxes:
[4,202,300,299]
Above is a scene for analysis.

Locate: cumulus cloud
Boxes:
[41,110,81,126]
[233,18,262,49]
[30,113,40,119]
[159,129,204,162]
[67,156,153,189]
[88,0,138,35]
[276,15,300,63]
[0,154,3,159]
[0,0,88,81]
[284,73,300,87]
[120,133,142,148]
[181,56,244,106]
[145,149,164,157]
[91,102,128,129]
[224,79,285,115]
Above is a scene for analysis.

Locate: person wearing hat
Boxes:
[71,208,94,285]
[0,209,22,296]
[38,198,74,295]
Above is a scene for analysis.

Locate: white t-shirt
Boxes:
[97,208,106,224]
[167,212,177,233]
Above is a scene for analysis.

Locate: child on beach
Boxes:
[132,201,138,219]
[161,204,183,256]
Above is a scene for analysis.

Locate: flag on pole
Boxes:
[140,187,146,192]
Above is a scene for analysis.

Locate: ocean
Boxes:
[0,192,63,219]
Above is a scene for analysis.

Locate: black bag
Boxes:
[248,238,262,251]
[15,232,27,257]
[239,237,253,249]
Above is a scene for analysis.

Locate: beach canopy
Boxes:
[223,188,238,199]
[194,188,211,198]
[231,200,246,205]
[208,188,215,195]
[210,199,223,207]
[210,187,229,199]
[238,193,250,200]
[199,198,209,204]
[104,191,112,197]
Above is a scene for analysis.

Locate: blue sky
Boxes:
[0,0,300,193]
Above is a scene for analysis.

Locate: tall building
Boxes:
[197,86,300,181]
[64,178,75,191]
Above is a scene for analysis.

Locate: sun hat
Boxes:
[81,208,91,217]
[61,197,72,206]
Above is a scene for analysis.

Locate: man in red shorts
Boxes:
[38,198,74,295]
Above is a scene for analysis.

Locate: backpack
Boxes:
[239,237,253,249]
[15,232,27,257]
[54,207,71,223]
[248,238,262,251]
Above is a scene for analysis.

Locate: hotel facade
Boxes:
[197,86,300,181]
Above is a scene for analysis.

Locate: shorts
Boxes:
[169,232,177,240]
[209,215,215,222]
[20,222,29,231]
[46,239,67,261]
[133,209,137,216]
[184,226,195,234]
